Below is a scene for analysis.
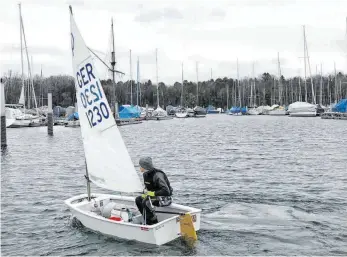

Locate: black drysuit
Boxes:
[135,168,173,225]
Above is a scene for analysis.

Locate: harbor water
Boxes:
[1,115,347,255]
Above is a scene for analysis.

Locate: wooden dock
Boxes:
[143,116,174,121]
[115,118,142,126]
[321,112,347,120]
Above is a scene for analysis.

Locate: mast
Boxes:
[30,56,35,108]
[334,62,337,103]
[30,56,33,109]
[181,62,183,107]
[254,63,256,106]
[139,70,142,106]
[305,28,316,105]
[226,80,229,110]
[250,63,253,106]
[320,63,323,105]
[237,58,241,107]
[110,18,117,117]
[40,65,43,107]
[271,76,276,105]
[226,66,229,109]
[196,61,199,106]
[262,77,265,106]
[69,5,91,201]
[31,55,38,113]
[277,52,282,106]
[156,48,159,108]
[136,57,139,106]
[328,76,331,105]
[19,3,25,112]
[315,64,318,104]
[303,26,308,102]
[210,68,213,107]
[298,76,301,102]
[233,80,236,107]
[21,5,38,111]
[28,58,31,109]
[129,49,132,105]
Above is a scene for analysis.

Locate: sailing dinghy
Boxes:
[65,6,201,246]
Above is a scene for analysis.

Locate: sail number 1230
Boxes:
[79,81,110,128]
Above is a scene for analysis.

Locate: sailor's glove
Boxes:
[147,191,155,197]
[141,191,155,198]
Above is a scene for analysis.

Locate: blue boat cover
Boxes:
[230,106,240,113]
[332,99,347,113]
[67,112,79,120]
[229,106,247,114]
[119,105,141,119]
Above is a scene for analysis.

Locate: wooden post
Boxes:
[146,104,148,119]
[1,77,7,148]
[47,93,53,135]
[115,102,119,120]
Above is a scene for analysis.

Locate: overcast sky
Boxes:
[1,0,347,84]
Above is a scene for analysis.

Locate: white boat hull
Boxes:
[10,117,41,127]
[175,112,188,118]
[289,112,316,117]
[268,110,286,116]
[65,193,201,245]
[6,119,15,127]
[65,120,80,127]
[248,109,259,115]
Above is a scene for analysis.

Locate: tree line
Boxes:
[3,71,347,110]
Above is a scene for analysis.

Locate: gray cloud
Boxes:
[1,44,66,57]
[1,0,346,84]
[187,54,210,63]
[210,8,226,19]
[227,0,294,7]
[65,0,85,7]
[134,8,183,23]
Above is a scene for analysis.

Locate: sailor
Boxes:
[135,157,173,225]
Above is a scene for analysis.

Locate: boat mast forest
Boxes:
[4,69,347,110]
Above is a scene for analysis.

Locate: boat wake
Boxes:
[202,203,296,231]
[201,202,343,232]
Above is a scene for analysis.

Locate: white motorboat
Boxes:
[175,108,188,118]
[5,108,17,127]
[187,108,195,117]
[268,105,286,116]
[247,108,259,115]
[6,107,41,128]
[288,102,317,117]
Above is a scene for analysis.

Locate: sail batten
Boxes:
[70,8,142,193]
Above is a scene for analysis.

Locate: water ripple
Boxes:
[1,116,347,255]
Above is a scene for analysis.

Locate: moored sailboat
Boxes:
[8,4,42,128]
[175,63,188,118]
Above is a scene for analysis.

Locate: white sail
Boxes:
[18,86,25,105]
[69,9,142,193]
